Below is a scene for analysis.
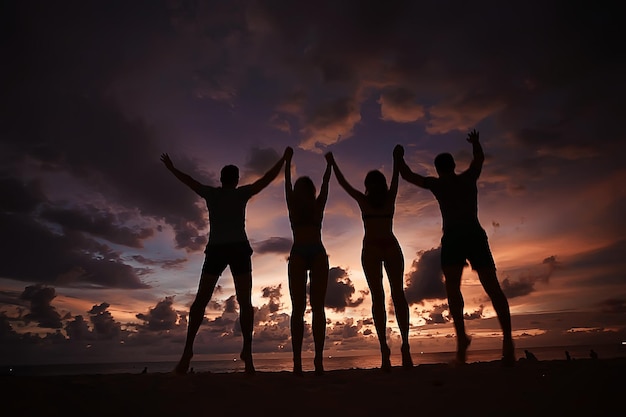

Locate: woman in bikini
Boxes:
[284,148,332,375]
[325,150,412,371]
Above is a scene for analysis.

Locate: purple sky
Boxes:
[1,0,625,365]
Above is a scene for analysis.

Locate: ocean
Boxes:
[3,343,624,377]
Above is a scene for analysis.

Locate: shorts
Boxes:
[440,226,495,270]
[202,242,253,276]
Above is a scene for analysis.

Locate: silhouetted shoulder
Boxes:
[196,184,218,197]
[422,176,439,189]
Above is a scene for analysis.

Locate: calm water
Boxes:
[3,343,624,377]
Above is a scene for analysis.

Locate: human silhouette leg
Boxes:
[288,256,307,376]
[385,248,412,369]
[476,267,515,366]
[234,272,255,374]
[362,253,391,371]
[442,265,471,365]
[174,272,219,375]
[310,254,329,375]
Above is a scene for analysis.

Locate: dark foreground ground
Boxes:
[2,357,624,417]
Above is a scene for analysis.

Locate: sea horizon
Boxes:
[3,342,624,377]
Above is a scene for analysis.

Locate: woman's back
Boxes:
[288,198,324,244]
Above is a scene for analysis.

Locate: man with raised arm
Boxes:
[161,147,292,375]
[395,130,514,366]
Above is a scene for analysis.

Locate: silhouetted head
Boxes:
[220,165,239,187]
[364,170,388,209]
[434,153,455,176]
[294,176,316,200]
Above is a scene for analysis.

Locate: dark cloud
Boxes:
[464,305,484,321]
[0,176,46,214]
[87,302,122,340]
[422,304,449,325]
[501,256,558,299]
[224,295,238,314]
[0,209,150,288]
[253,237,292,254]
[136,296,180,331]
[325,267,366,312]
[404,248,447,304]
[244,147,282,178]
[0,313,19,340]
[2,2,210,255]
[261,284,282,314]
[501,277,535,299]
[64,315,92,341]
[131,255,187,270]
[19,285,63,329]
[41,205,154,248]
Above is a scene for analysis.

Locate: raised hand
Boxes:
[466,129,480,144]
[393,145,404,159]
[284,146,294,161]
[160,153,174,170]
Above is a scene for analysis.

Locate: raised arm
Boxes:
[160,153,204,194]
[324,152,364,202]
[389,146,400,200]
[250,147,292,195]
[466,129,484,176]
[284,147,294,202]
[317,156,332,208]
[394,145,427,188]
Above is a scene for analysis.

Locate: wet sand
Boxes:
[2,357,623,416]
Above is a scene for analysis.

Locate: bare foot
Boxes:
[502,340,515,367]
[173,356,191,375]
[381,346,392,372]
[314,356,324,376]
[293,358,303,376]
[240,350,255,375]
[401,344,413,370]
[456,334,472,364]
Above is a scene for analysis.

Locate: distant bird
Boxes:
[524,350,538,361]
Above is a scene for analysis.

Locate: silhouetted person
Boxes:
[284,148,331,376]
[325,151,412,371]
[565,350,572,361]
[161,149,290,375]
[525,349,538,361]
[590,349,598,359]
[395,130,515,367]
[141,366,148,374]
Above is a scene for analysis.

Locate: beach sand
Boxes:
[3,357,624,417]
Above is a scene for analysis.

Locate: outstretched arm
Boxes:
[466,129,484,175]
[394,145,427,188]
[317,156,332,208]
[160,153,204,194]
[284,147,293,203]
[324,152,364,201]
[389,146,400,200]
[250,147,292,195]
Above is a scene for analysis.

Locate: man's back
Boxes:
[200,185,254,245]
[425,169,480,232]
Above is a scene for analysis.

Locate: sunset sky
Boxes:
[2,0,625,366]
